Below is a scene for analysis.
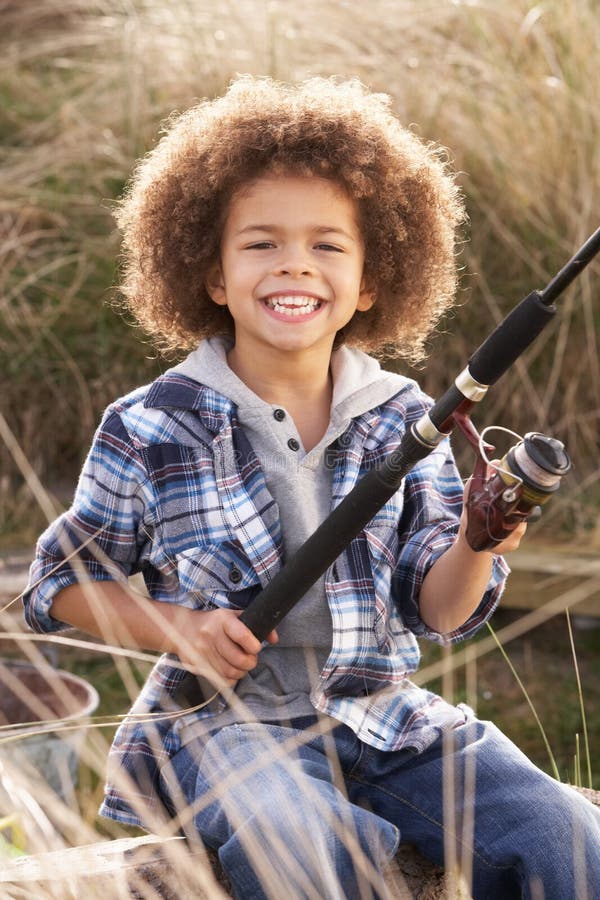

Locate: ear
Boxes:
[205,263,227,306]
[356,277,374,312]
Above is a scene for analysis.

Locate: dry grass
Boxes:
[1,0,599,543]
[0,0,599,894]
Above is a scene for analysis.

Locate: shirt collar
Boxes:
[143,372,236,438]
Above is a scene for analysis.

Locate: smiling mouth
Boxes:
[263,295,323,317]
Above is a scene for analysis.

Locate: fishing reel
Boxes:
[452,412,571,552]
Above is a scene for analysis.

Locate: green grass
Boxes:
[418,606,600,790]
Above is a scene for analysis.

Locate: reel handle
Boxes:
[453,415,571,552]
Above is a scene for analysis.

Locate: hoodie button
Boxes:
[273,408,286,422]
[287,438,300,452]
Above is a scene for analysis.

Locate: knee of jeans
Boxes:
[230,787,400,869]
[355,812,400,865]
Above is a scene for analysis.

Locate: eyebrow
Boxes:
[235,224,357,241]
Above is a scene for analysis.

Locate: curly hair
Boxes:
[114,75,466,362]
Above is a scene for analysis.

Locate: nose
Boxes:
[274,244,314,277]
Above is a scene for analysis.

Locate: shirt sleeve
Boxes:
[23,407,155,633]
[393,435,509,645]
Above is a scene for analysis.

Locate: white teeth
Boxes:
[265,295,321,316]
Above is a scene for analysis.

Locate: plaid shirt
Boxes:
[24,366,508,828]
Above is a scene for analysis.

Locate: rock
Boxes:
[0,834,447,898]
[0,785,597,898]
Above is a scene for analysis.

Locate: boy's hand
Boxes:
[177,607,278,685]
[488,519,528,554]
[420,471,528,634]
[459,469,528,556]
[458,506,527,555]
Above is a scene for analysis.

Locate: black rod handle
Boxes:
[467,290,556,387]
[465,227,600,388]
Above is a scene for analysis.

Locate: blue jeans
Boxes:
[163,717,600,899]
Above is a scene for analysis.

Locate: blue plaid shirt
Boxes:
[24,365,508,828]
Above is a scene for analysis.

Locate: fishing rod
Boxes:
[173,226,600,708]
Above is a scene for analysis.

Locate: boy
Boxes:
[24,76,599,899]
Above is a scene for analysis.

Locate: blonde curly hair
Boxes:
[114,75,466,362]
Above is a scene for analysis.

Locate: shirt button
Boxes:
[273,408,286,422]
[229,566,242,584]
[287,438,300,452]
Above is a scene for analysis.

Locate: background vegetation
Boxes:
[0,0,598,888]
[1,0,599,546]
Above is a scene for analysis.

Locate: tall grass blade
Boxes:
[565,610,593,788]
[486,622,561,781]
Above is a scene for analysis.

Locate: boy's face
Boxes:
[206,174,373,364]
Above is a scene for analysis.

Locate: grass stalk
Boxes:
[485,621,561,782]
[565,609,593,788]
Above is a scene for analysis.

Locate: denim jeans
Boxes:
[162,717,600,900]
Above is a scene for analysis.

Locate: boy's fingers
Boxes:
[220,662,252,683]
[217,635,258,671]
[215,652,256,682]
[494,520,528,553]
[224,613,263,653]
